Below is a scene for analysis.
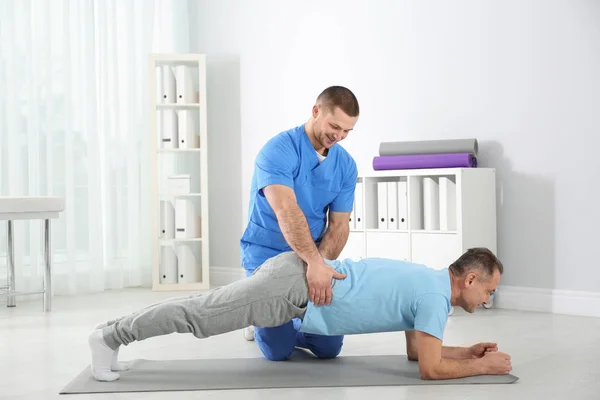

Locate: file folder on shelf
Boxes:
[397,181,408,230]
[423,177,440,230]
[161,66,176,103]
[177,244,200,283]
[161,200,175,239]
[386,181,399,230]
[177,110,200,148]
[409,177,423,230]
[377,182,388,229]
[175,198,201,239]
[161,110,178,149]
[159,245,178,284]
[175,65,199,104]
[439,177,457,230]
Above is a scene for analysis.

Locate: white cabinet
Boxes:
[338,232,365,261]
[340,168,497,271]
[365,231,409,261]
[410,232,460,270]
[149,54,210,291]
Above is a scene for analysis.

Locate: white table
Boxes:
[0,196,65,312]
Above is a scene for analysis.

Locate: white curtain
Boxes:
[0,0,192,296]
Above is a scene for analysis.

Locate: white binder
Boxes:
[161,200,175,239]
[423,177,440,230]
[161,110,178,149]
[354,182,364,229]
[175,65,198,104]
[177,244,199,283]
[397,180,408,230]
[409,177,423,230]
[161,66,176,103]
[439,177,457,230]
[175,198,201,239]
[177,110,200,148]
[386,181,399,230]
[159,245,178,284]
[377,182,388,229]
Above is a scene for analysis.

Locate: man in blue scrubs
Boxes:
[240,86,360,361]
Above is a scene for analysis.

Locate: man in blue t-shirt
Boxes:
[88,248,512,382]
[239,86,360,360]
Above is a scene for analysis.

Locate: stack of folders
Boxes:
[157,65,200,150]
[371,178,456,231]
[159,176,202,284]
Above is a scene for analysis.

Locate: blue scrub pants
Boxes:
[244,267,344,361]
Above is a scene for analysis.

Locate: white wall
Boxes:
[190,1,600,306]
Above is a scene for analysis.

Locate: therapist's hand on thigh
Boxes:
[306,259,346,306]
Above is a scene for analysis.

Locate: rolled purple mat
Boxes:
[372,152,477,170]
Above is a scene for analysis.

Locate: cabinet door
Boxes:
[365,231,410,261]
[338,232,365,261]
[411,233,460,270]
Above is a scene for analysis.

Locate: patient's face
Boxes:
[460,269,500,313]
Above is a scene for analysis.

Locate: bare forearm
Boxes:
[318,223,349,260]
[441,346,471,360]
[277,204,321,264]
[422,358,486,380]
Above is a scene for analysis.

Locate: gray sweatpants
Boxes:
[101,251,310,350]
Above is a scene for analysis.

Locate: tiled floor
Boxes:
[2,288,599,399]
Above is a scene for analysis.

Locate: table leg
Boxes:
[7,220,15,307]
[43,219,52,312]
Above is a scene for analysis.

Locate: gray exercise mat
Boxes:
[379,138,478,156]
[60,352,518,394]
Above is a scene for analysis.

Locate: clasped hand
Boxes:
[469,342,512,375]
[306,259,346,306]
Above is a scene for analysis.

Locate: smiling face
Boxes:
[457,268,501,313]
[310,104,357,152]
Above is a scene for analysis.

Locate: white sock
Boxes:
[94,322,129,371]
[111,346,130,371]
[88,330,120,381]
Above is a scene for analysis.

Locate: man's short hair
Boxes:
[449,247,503,279]
[316,86,360,117]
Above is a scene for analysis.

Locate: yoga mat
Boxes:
[379,139,478,157]
[60,353,518,394]
[372,153,477,171]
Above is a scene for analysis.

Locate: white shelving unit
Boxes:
[340,167,497,276]
[148,53,209,291]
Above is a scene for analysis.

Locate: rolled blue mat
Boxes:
[378,139,478,157]
[372,153,477,170]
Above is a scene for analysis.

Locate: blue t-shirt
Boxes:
[240,125,358,272]
[299,258,452,341]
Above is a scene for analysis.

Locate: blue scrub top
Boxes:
[240,124,358,272]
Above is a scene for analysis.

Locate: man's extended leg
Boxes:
[88,252,309,381]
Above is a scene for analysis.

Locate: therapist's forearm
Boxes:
[276,203,322,264]
[318,222,349,260]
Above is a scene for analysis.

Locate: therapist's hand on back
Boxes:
[306,258,346,306]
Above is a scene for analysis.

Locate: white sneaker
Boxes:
[243,326,255,341]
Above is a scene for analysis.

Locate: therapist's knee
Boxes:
[254,325,296,361]
[311,336,344,359]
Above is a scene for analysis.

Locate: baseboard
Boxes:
[210,266,245,287]
[495,285,600,318]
